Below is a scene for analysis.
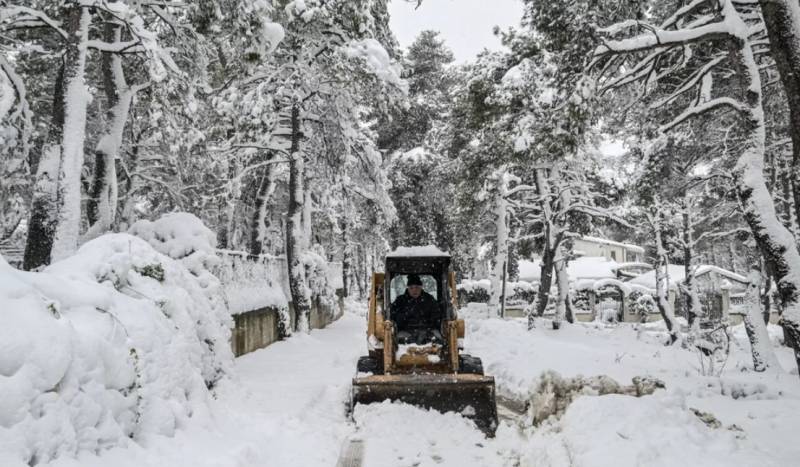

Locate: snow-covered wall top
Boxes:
[387,245,450,257]
[629,264,749,291]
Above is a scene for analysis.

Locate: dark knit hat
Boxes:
[406,274,423,286]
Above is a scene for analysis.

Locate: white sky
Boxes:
[388,0,525,63]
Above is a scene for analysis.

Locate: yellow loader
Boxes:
[350,248,498,434]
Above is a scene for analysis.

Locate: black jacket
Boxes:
[390,290,441,330]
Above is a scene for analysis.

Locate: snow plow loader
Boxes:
[351,248,498,434]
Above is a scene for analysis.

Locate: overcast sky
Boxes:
[388,0,524,63]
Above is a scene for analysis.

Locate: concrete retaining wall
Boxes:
[230,296,344,357]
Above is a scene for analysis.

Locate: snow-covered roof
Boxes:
[386,245,450,257]
[578,235,645,254]
[628,264,748,290]
[518,256,619,282]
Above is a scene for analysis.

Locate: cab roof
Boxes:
[386,245,450,258]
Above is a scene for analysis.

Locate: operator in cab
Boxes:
[390,274,442,344]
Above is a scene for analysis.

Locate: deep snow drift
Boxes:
[0,214,232,467]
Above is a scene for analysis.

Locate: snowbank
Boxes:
[523,392,770,466]
[0,216,233,466]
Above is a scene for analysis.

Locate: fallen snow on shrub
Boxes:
[0,220,232,466]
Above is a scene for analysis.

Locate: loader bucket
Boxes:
[351,374,498,435]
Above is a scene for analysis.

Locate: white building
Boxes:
[572,236,644,263]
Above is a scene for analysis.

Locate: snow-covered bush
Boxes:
[457,279,491,304]
[128,213,232,385]
[628,290,656,323]
[302,248,339,320]
[458,279,537,307]
[0,229,233,466]
[507,281,537,306]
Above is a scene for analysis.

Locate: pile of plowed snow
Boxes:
[464,316,800,466]
[0,214,232,467]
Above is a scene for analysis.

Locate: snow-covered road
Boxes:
[46,302,800,467]
[48,304,515,467]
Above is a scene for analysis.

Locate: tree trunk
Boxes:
[759,0,800,231]
[653,210,679,345]
[340,187,350,298]
[533,240,557,327]
[681,197,701,331]
[86,24,137,241]
[553,247,571,330]
[743,268,781,372]
[249,157,276,256]
[24,6,91,269]
[285,103,312,333]
[728,15,800,376]
[531,167,561,329]
[488,171,509,317]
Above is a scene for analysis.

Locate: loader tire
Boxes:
[356,356,383,375]
[458,354,484,375]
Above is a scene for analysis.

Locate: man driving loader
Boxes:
[391,274,443,344]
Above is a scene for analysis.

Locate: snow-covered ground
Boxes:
[468,317,800,466]
[14,299,800,467]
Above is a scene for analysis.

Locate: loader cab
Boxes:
[383,250,457,328]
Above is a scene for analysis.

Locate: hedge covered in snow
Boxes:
[0,213,232,466]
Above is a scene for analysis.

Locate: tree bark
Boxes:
[531,167,563,328]
[24,6,91,269]
[553,247,571,330]
[249,157,276,256]
[488,170,509,317]
[742,268,781,372]
[653,208,679,345]
[340,186,350,298]
[681,197,701,331]
[86,24,138,241]
[759,0,800,231]
[728,13,800,375]
[285,103,312,333]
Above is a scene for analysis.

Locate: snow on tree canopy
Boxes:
[387,245,450,257]
[344,38,405,90]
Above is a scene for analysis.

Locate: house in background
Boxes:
[573,236,645,263]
